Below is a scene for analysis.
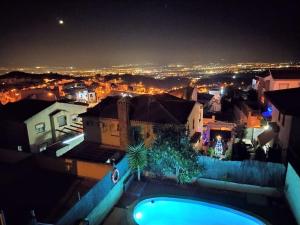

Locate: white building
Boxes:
[0,99,87,153]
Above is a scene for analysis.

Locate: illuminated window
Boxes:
[57,115,67,127]
[35,122,45,133]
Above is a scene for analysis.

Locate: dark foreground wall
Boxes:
[285,163,300,225]
[56,156,130,225]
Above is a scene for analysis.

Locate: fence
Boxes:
[198,156,286,187]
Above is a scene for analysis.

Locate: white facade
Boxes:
[270,104,293,149]
[24,102,87,152]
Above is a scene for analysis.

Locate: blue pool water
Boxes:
[133,197,266,225]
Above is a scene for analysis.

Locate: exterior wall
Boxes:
[233,105,248,125]
[234,103,261,127]
[83,117,101,143]
[190,88,198,101]
[117,97,130,150]
[187,102,203,136]
[271,79,300,91]
[285,163,300,225]
[83,117,121,147]
[56,156,129,225]
[33,155,112,180]
[131,121,155,147]
[258,74,300,104]
[100,118,120,147]
[25,102,87,153]
[271,104,292,149]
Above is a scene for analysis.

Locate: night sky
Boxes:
[1,0,300,67]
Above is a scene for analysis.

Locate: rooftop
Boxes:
[81,93,196,124]
[62,141,126,164]
[257,68,300,79]
[265,87,300,116]
[0,99,54,121]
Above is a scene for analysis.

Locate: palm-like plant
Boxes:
[128,142,148,181]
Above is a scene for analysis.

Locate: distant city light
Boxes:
[232,75,236,79]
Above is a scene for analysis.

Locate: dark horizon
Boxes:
[1,0,300,67]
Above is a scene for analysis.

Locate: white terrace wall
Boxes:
[198,156,286,187]
[285,163,300,225]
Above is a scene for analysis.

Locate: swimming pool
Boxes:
[132,197,267,225]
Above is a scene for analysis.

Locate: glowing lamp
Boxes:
[263,125,270,130]
[135,212,142,220]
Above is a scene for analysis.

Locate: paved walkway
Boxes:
[102,178,297,225]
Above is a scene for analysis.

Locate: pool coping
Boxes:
[126,194,272,225]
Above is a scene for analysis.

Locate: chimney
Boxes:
[117,97,131,150]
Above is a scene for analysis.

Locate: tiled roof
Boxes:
[0,99,55,122]
[265,87,300,116]
[81,93,196,124]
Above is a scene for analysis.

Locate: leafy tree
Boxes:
[148,125,202,184]
[128,142,148,181]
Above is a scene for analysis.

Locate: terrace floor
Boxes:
[101,178,297,225]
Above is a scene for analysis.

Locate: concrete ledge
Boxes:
[197,177,282,197]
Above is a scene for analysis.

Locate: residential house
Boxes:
[262,87,300,225]
[233,101,261,128]
[0,99,87,153]
[80,93,203,150]
[255,69,300,105]
[262,88,300,161]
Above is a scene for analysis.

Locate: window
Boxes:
[282,115,285,127]
[57,115,67,127]
[278,83,289,90]
[35,122,45,133]
[39,142,47,152]
[71,114,78,122]
[193,119,195,129]
[131,126,142,145]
